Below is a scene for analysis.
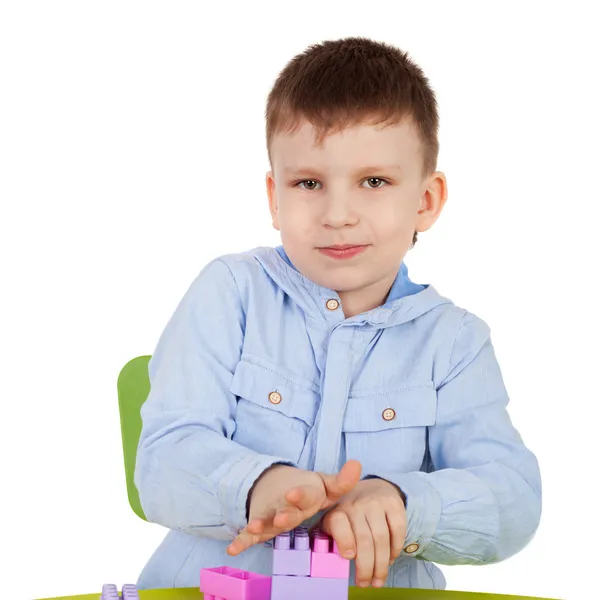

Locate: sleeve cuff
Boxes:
[218,454,297,537]
[374,471,443,557]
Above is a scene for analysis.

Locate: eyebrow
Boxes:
[283,165,402,176]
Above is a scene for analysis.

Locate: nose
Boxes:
[320,193,359,229]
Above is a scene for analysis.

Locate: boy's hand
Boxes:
[320,477,407,588]
[227,460,362,556]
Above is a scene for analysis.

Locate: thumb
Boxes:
[319,459,362,503]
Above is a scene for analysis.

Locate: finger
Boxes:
[320,460,362,505]
[245,517,267,535]
[271,503,306,530]
[248,486,325,538]
[228,507,277,556]
[365,508,391,587]
[348,511,374,587]
[285,484,325,512]
[323,510,356,560]
[386,506,407,563]
[245,506,277,535]
[227,527,265,556]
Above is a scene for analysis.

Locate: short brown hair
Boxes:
[265,36,440,179]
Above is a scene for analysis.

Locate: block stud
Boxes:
[294,527,310,550]
[275,531,291,550]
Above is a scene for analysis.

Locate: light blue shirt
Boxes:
[134,246,541,590]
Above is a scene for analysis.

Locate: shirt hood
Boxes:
[249,246,454,329]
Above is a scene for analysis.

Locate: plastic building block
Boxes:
[271,574,348,600]
[272,527,311,576]
[310,530,350,579]
[100,584,118,600]
[99,584,139,599]
[200,566,272,600]
[121,583,140,599]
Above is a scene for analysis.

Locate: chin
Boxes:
[311,269,369,293]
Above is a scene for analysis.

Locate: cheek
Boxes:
[372,207,414,239]
[386,195,419,225]
[278,202,314,234]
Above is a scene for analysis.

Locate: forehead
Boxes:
[271,117,422,174]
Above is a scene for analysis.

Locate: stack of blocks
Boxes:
[99,583,139,599]
[198,527,349,600]
[271,527,349,600]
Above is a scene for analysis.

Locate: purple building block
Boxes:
[100,584,118,600]
[310,530,350,579]
[200,566,272,600]
[272,527,312,576]
[271,574,348,600]
[121,583,140,599]
[99,583,139,600]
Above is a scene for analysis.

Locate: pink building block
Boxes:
[271,574,348,600]
[272,527,311,576]
[310,530,350,579]
[200,566,272,600]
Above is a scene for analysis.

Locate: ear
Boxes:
[266,170,280,230]
[416,171,448,233]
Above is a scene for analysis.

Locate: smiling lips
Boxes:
[318,244,369,259]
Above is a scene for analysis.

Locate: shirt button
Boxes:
[269,391,282,404]
[326,299,340,311]
[382,408,396,421]
[404,543,419,554]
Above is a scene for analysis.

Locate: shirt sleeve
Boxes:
[133,258,296,540]
[373,311,542,565]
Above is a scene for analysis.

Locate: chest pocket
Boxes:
[342,382,437,475]
[228,359,320,463]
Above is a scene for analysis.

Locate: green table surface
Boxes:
[37,586,561,600]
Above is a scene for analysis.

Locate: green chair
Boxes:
[117,355,152,521]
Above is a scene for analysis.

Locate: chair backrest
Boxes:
[117,355,151,521]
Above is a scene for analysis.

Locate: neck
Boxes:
[337,274,396,318]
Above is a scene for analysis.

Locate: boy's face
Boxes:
[266,117,447,316]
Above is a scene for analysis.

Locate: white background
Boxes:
[1,2,598,600]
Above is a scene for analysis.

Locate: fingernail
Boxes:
[358,581,368,588]
[373,579,384,588]
[344,550,354,558]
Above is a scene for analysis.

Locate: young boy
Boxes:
[133,36,541,591]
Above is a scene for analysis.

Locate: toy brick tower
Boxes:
[271,527,349,600]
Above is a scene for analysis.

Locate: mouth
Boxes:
[317,244,369,259]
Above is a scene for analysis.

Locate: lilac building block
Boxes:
[310,530,350,579]
[272,527,312,576]
[271,574,348,600]
[99,583,139,600]
[121,583,140,599]
[100,584,118,600]
[200,566,272,600]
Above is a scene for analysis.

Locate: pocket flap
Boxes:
[343,383,437,433]
[229,359,320,427]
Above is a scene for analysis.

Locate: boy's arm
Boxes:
[133,258,295,540]
[371,312,542,565]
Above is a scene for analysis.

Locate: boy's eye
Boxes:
[364,177,388,189]
[296,179,320,190]
[294,178,389,190]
